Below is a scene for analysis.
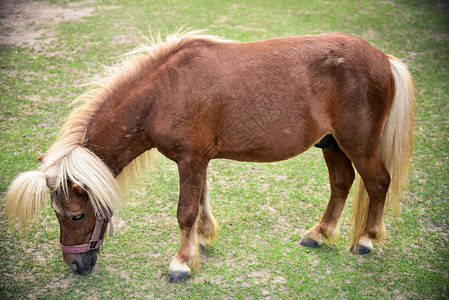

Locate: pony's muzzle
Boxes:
[64,250,98,275]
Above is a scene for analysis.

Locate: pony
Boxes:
[5,30,414,282]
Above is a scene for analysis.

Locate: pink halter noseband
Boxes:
[60,211,114,254]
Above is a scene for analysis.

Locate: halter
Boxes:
[60,211,114,254]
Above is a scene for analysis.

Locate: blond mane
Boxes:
[6,30,222,228]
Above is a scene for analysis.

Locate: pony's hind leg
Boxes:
[168,157,208,283]
[197,182,218,249]
[300,148,355,248]
[350,155,390,255]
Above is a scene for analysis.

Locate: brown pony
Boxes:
[5,31,414,282]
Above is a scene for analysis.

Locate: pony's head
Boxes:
[5,145,121,275]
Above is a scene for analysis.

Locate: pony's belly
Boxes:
[216,149,305,163]
[213,129,313,162]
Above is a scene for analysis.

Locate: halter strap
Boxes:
[60,211,113,254]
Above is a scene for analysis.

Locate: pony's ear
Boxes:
[71,181,86,195]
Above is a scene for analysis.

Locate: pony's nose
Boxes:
[70,260,92,275]
[69,251,97,275]
[90,252,97,268]
[71,260,85,274]
[71,260,80,273]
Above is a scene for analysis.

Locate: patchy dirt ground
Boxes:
[0,0,96,50]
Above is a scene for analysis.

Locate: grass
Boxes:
[1,0,448,298]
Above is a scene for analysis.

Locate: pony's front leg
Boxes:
[167,158,208,283]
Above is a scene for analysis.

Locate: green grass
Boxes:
[1,0,448,298]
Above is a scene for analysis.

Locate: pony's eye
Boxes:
[72,214,85,221]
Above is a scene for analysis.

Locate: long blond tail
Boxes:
[351,55,415,244]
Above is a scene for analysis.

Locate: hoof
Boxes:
[168,258,191,283]
[167,270,190,283]
[300,236,322,248]
[350,244,372,255]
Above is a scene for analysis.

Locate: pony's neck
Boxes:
[84,89,155,176]
[79,35,187,176]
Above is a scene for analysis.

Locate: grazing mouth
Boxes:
[66,250,98,275]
